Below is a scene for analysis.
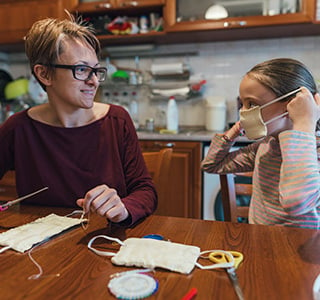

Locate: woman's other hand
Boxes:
[76,185,129,223]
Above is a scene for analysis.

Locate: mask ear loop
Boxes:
[195,250,235,270]
[88,235,124,256]
[260,88,302,110]
[65,209,90,230]
[28,210,88,280]
[27,243,61,280]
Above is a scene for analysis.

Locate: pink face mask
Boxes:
[239,88,301,140]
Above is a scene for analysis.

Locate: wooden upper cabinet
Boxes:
[0,0,78,45]
[75,0,165,13]
[164,0,316,32]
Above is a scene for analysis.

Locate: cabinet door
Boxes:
[116,0,165,7]
[140,140,202,219]
[0,0,78,45]
[77,0,164,12]
[164,0,314,32]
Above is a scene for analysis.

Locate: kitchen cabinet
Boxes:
[164,0,315,32]
[159,0,320,43]
[1,0,320,51]
[74,0,165,47]
[76,0,165,11]
[140,140,202,219]
[0,0,78,46]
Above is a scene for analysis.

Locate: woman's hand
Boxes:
[288,87,320,133]
[76,185,129,223]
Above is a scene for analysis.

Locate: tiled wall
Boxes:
[6,35,320,129]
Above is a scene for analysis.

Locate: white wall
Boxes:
[6,35,320,128]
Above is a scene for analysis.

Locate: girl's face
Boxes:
[46,38,100,110]
[239,74,292,137]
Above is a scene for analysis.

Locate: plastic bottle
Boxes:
[166,96,179,132]
[130,91,139,130]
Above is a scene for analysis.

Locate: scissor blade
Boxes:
[226,267,245,300]
[3,187,48,207]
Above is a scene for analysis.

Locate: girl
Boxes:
[202,58,320,229]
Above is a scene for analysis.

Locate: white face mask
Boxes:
[239,88,301,140]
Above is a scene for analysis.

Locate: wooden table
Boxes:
[0,205,319,300]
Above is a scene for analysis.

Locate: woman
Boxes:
[202,58,320,229]
[0,14,157,227]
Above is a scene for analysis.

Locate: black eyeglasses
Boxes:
[50,64,108,82]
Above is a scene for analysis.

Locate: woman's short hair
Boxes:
[24,12,100,79]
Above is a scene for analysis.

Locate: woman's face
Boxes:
[239,74,292,137]
[46,38,100,110]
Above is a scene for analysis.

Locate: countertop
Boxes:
[137,126,251,144]
[137,129,216,142]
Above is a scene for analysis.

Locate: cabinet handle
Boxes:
[121,1,138,7]
[223,20,247,27]
[153,142,175,148]
[96,3,112,9]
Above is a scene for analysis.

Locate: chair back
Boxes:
[219,172,252,222]
[142,148,173,214]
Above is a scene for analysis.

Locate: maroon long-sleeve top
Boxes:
[0,104,157,226]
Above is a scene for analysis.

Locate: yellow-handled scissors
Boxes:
[209,250,244,269]
[209,251,244,300]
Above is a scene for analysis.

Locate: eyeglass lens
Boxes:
[74,66,107,82]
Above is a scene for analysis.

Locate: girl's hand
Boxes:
[224,121,244,140]
[288,87,320,133]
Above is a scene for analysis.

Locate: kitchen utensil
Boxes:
[4,77,29,100]
[0,186,48,211]
[205,96,226,131]
[111,70,129,83]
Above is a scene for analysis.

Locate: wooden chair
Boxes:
[142,148,173,215]
[219,172,253,223]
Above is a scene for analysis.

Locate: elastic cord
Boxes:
[196,250,235,270]
[27,243,60,280]
[88,235,124,257]
[27,211,86,280]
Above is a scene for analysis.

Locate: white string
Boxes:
[27,210,88,280]
[65,209,89,230]
[27,243,60,280]
[0,246,10,253]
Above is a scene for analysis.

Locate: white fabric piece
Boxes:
[0,213,86,253]
[88,235,200,274]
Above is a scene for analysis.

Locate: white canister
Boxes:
[205,97,226,132]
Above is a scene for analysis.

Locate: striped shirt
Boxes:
[201,130,320,229]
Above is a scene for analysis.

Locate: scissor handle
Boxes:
[209,251,243,269]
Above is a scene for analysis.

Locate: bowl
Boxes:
[5,78,29,100]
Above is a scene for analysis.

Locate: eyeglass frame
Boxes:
[49,64,108,82]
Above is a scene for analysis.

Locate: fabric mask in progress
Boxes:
[239,88,301,140]
[88,235,235,274]
[0,213,86,253]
